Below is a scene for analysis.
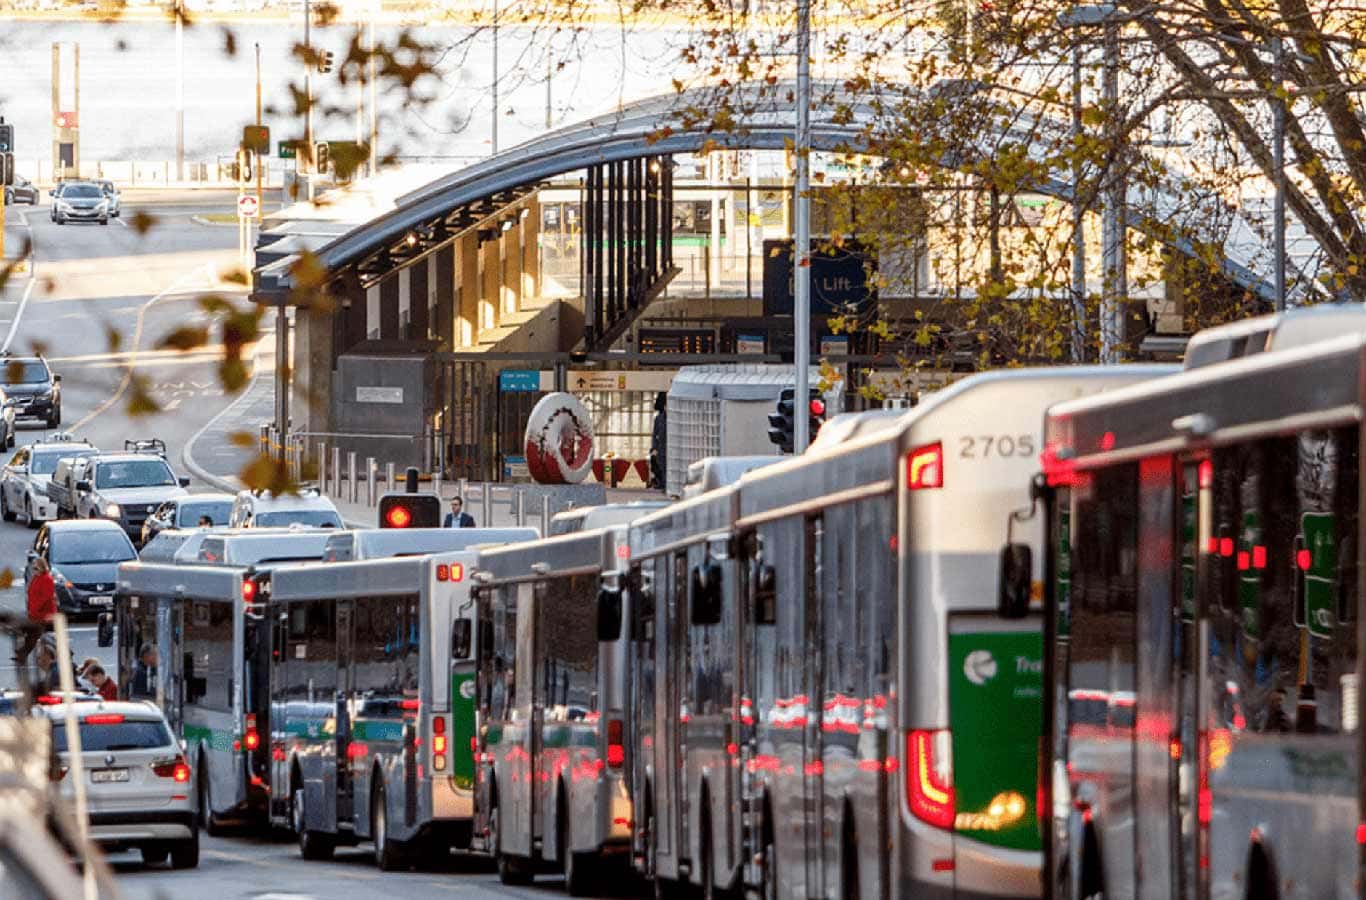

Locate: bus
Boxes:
[471,526,633,895]
[1040,309,1366,900]
[627,366,1170,900]
[109,531,336,832]
[263,551,480,869]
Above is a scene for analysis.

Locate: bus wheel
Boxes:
[560,792,597,897]
[372,781,407,872]
[1079,822,1105,900]
[198,760,224,837]
[492,806,534,886]
[293,786,334,861]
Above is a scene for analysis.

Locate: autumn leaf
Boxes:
[156,327,210,352]
[128,210,157,236]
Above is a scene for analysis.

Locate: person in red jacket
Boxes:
[18,558,56,662]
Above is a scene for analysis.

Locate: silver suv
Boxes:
[42,701,199,869]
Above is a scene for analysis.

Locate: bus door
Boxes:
[802,516,825,893]
[335,600,356,827]
[160,598,184,732]
[667,551,690,876]
[502,582,538,858]
[736,528,776,887]
[628,563,658,872]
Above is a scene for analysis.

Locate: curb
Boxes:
[190,215,239,229]
[181,340,266,494]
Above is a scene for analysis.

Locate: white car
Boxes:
[41,701,199,869]
[0,436,97,526]
[228,488,343,528]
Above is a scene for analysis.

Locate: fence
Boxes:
[14,158,293,188]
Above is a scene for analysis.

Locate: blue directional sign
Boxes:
[498,369,541,392]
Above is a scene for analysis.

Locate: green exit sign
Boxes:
[278,140,298,159]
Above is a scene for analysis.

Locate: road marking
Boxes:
[163,397,182,411]
[114,216,128,229]
[69,263,215,431]
[0,276,38,354]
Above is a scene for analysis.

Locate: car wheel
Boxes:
[100,216,108,225]
[25,498,37,529]
[140,844,169,866]
[1,490,14,523]
[293,785,335,860]
[372,780,405,871]
[47,407,60,428]
[170,830,199,869]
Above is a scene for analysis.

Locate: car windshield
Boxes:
[98,182,115,193]
[3,361,49,384]
[29,452,71,475]
[177,501,232,527]
[64,185,102,199]
[95,460,175,488]
[53,719,172,753]
[51,531,136,565]
[255,510,343,528]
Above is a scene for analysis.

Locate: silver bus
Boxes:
[1041,310,1366,899]
[264,551,480,869]
[471,526,633,895]
[628,366,1169,900]
[108,531,335,832]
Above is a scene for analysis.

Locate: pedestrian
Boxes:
[443,496,476,528]
[33,637,61,696]
[198,515,213,527]
[649,391,667,490]
[128,642,158,700]
[18,558,57,662]
[85,664,117,702]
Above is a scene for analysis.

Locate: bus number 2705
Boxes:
[958,434,1036,459]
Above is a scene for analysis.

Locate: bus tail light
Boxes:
[606,718,625,769]
[241,579,257,603]
[243,713,260,752]
[906,443,943,490]
[432,715,447,771]
[906,729,955,828]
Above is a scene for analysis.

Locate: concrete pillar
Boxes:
[397,266,412,338]
[521,199,540,306]
[379,273,399,339]
[503,223,521,315]
[481,235,499,329]
[458,233,478,347]
[365,283,381,339]
[293,303,335,436]
[433,244,454,347]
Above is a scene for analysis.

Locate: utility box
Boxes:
[333,353,434,470]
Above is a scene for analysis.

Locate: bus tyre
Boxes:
[170,831,200,870]
[140,844,169,866]
[372,782,406,872]
[492,807,533,886]
[559,794,596,897]
[294,787,334,861]
[198,761,225,837]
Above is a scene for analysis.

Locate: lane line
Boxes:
[69,263,215,431]
[0,276,38,354]
[114,216,128,229]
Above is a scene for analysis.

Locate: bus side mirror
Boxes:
[451,619,472,659]
[597,588,622,641]
[753,564,777,626]
[998,544,1033,619]
[690,561,723,626]
[96,613,114,648]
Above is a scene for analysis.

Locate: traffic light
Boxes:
[233,150,254,184]
[767,388,825,455]
[767,388,796,454]
[318,49,334,74]
[315,141,330,172]
[378,492,442,528]
[0,123,13,153]
[0,153,12,188]
[242,124,270,155]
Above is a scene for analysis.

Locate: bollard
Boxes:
[347,452,358,504]
[432,472,442,500]
[458,478,468,507]
[516,489,525,527]
[405,467,419,494]
[330,446,342,498]
[259,424,270,457]
[385,462,395,494]
[481,484,492,526]
[540,501,550,536]
[366,457,377,507]
[318,441,328,492]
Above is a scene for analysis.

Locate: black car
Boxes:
[27,520,136,617]
[3,175,38,206]
[50,181,110,225]
[0,356,60,427]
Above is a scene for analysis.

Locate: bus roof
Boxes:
[1183,305,1366,370]
[181,530,334,566]
[1045,332,1365,471]
[117,560,247,602]
[682,456,781,498]
[267,554,432,601]
[630,483,738,558]
[475,526,624,583]
[324,527,539,561]
[548,502,670,536]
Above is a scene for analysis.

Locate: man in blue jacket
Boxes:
[444,496,476,528]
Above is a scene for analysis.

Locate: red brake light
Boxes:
[243,729,260,751]
[1252,545,1267,569]
[1100,431,1116,451]
[1198,459,1214,489]
[385,505,413,528]
[606,718,624,769]
[906,729,954,828]
[1236,551,1249,571]
[35,695,61,705]
[436,564,449,581]
[241,579,257,602]
[432,716,445,735]
[906,442,943,490]
[85,714,125,725]
[153,757,191,782]
[399,698,421,712]
[1219,537,1234,557]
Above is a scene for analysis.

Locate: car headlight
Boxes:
[57,201,72,211]
[105,503,121,518]
[95,200,108,211]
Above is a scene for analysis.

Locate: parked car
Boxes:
[26,519,136,616]
[2,175,39,206]
[75,453,189,541]
[49,181,110,225]
[48,454,98,519]
[0,435,96,526]
[39,701,199,869]
[0,355,61,427]
[139,492,233,544]
[228,488,342,528]
[95,180,121,218]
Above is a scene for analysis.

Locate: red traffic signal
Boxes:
[809,397,825,417]
[378,492,441,529]
[242,124,270,155]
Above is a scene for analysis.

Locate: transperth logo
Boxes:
[963,649,998,685]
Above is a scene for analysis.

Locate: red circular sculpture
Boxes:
[524,392,595,484]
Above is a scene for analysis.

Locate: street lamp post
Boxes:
[1272,36,1286,311]
[793,0,812,452]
